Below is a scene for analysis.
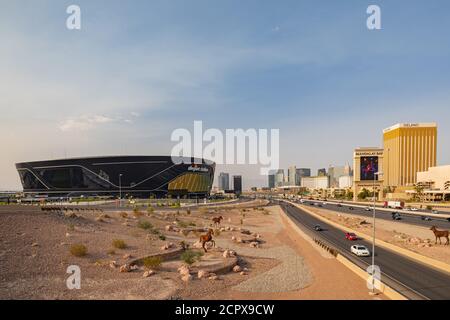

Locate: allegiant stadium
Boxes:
[15,156,215,198]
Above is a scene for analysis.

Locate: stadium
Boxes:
[15,156,215,198]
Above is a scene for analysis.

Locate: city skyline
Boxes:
[2,1,450,191]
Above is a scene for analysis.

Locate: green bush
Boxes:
[181,250,203,265]
[138,220,153,230]
[112,239,127,249]
[70,244,87,257]
[159,234,166,241]
[142,256,162,269]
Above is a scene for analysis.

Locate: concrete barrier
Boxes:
[291,201,450,275]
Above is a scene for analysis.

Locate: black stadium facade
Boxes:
[16,156,215,198]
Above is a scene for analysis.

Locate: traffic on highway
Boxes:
[275,199,450,300]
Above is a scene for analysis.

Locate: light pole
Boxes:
[119,174,123,208]
[371,171,383,294]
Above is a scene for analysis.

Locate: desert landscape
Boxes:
[0,200,382,300]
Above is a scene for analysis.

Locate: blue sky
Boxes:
[1,0,450,189]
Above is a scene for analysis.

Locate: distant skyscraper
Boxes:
[318,168,327,177]
[288,166,297,186]
[296,168,311,186]
[268,173,275,188]
[218,172,230,191]
[383,123,437,187]
[233,175,242,194]
[275,169,285,187]
[328,165,348,188]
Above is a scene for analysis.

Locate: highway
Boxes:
[277,201,450,300]
[300,199,450,230]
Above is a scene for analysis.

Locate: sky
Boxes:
[1,0,450,190]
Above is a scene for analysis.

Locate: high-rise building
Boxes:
[218,172,230,191]
[296,168,311,185]
[275,169,285,187]
[268,173,275,188]
[328,165,349,188]
[383,123,437,187]
[288,166,297,186]
[317,168,327,176]
[233,175,242,194]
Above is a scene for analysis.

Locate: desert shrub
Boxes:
[107,249,116,255]
[138,220,153,230]
[142,256,162,269]
[181,250,203,265]
[186,209,191,215]
[112,239,127,249]
[213,229,221,237]
[147,206,154,215]
[159,234,166,241]
[67,223,75,231]
[188,221,196,227]
[70,244,87,257]
[177,221,188,228]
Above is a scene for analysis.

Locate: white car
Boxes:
[351,245,371,257]
[410,208,419,211]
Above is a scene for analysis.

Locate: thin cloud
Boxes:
[58,115,115,132]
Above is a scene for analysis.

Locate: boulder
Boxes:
[209,274,219,280]
[143,270,155,277]
[109,261,118,269]
[231,236,236,241]
[165,225,174,232]
[250,242,259,248]
[181,274,192,282]
[178,265,190,276]
[240,271,247,276]
[122,254,132,259]
[198,270,209,279]
[119,264,131,273]
[233,265,242,273]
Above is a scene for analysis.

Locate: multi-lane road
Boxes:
[299,199,450,229]
[277,200,450,300]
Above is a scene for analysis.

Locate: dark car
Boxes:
[421,216,432,221]
[337,203,343,207]
[348,207,354,210]
[314,225,323,231]
[392,212,401,220]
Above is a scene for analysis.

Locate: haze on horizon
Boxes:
[1,0,450,191]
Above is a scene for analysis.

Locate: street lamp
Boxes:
[371,171,383,294]
[119,174,123,207]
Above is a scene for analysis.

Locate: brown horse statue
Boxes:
[199,229,215,252]
[212,216,223,227]
[430,226,449,245]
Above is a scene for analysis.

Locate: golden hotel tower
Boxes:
[383,123,437,187]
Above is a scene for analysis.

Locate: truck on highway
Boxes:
[383,201,405,209]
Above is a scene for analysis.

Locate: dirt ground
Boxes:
[0,200,385,300]
[305,206,450,265]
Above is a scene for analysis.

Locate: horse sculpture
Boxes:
[199,229,215,252]
[430,226,449,245]
[212,216,223,227]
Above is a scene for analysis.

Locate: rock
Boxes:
[165,225,174,232]
[122,254,132,259]
[109,261,118,268]
[236,237,243,243]
[250,242,259,248]
[95,217,104,222]
[119,264,131,273]
[143,270,155,277]
[181,274,192,282]
[220,227,226,232]
[192,241,203,249]
[240,271,247,276]
[130,264,139,271]
[241,229,251,235]
[231,236,236,241]
[256,234,261,239]
[198,270,209,279]
[223,250,230,258]
[209,274,219,280]
[178,265,190,276]
[243,267,249,272]
[65,233,71,238]
[233,265,242,273]
[31,242,39,247]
